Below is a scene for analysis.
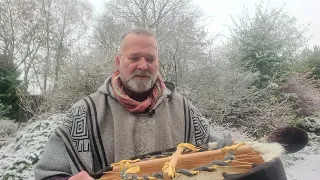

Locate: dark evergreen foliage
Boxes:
[0,54,20,120]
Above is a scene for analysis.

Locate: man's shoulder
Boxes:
[164,81,181,99]
[164,81,175,92]
[164,81,191,104]
[70,91,106,109]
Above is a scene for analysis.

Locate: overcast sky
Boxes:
[91,0,320,47]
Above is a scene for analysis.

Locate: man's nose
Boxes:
[137,58,148,70]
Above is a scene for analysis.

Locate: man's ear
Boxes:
[116,56,120,69]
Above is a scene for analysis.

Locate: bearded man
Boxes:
[34,28,210,180]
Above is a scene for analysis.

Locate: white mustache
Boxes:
[130,71,151,79]
[127,71,152,82]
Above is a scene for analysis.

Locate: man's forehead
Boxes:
[122,34,156,44]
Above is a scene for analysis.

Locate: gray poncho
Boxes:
[34,78,210,179]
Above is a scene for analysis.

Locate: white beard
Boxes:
[122,70,157,93]
[125,77,154,93]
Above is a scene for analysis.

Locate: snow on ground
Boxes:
[0,115,64,180]
[0,115,319,180]
[284,133,320,180]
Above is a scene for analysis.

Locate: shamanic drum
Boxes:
[97,142,288,180]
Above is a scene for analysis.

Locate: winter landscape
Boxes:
[1,0,320,179]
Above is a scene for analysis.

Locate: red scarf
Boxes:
[111,70,165,113]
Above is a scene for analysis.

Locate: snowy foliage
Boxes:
[0,104,10,119]
[40,57,111,113]
[182,42,297,137]
[0,119,19,139]
[0,115,65,180]
[296,116,320,135]
[229,2,308,87]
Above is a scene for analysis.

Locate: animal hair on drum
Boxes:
[89,127,308,180]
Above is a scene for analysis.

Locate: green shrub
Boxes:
[0,54,20,120]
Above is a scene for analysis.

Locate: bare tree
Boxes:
[0,0,43,90]
[47,0,93,88]
[93,0,209,86]
[40,0,53,94]
[92,13,129,65]
[0,0,93,93]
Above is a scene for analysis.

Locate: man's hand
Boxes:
[68,171,94,180]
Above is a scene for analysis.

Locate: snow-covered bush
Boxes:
[183,42,298,137]
[296,116,320,135]
[0,120,19,139]
[0,114,64,180]
[228,2,308,87]
[0,104,10,119]
[37,52,113,114]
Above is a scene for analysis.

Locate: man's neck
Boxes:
[124,88,151,102]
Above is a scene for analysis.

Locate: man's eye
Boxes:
[130,57,140,61]
[146,58,155,63]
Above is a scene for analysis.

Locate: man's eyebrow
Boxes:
[128,53,156,58]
